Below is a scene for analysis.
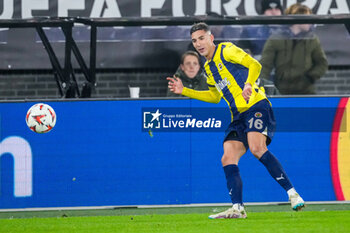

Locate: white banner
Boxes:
[0,0,349,19]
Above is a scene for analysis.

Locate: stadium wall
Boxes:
[0,97,349,209]
[0,69,349,100]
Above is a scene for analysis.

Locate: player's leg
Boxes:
[248,132,293,190]
[245,100,304,211]
[222,140,246,205]
[247,132,305,211]
[209,139,247,219]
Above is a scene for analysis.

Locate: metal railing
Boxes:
[1,14,349,98]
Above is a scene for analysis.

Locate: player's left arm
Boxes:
[241,54,262,86]
[224,44,262,101]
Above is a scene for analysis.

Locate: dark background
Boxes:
[0,0,349,70]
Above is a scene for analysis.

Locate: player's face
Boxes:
[191,30,215,60]
[180,55,200,79]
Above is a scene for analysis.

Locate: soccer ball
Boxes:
[25,103,56,133]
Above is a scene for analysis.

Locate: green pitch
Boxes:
[1,204,350,233]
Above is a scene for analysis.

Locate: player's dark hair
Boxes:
[180,51,200,64]
[190,22,211,35]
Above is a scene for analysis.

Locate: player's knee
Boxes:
[221,151,242,166]
[249,145,267,158]
[221,154,230,165]
[221,153,237,166]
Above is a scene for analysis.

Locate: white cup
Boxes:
[129,87,140,98]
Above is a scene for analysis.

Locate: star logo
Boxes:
[150,109,162,122]
[143,109,162,129]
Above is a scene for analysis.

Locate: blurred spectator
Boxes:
[167,51,208,97]
[259,3,328,95]
[237,0,283,56]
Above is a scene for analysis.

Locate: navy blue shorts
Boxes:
[223,99,276,150]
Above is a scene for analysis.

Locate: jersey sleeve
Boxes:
[222,43,248,64]
[223,43,262,86]
[241,55,262,86]
[181,85,221,104]
[182,63,221,103]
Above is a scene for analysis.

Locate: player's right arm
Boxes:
[182,86,221,103]
[167,76,221,103]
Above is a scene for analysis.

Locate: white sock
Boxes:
[232,203,244,211]
[287,188,297,197]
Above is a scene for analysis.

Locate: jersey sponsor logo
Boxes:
[216,77,231,91]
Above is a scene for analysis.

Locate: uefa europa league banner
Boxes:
[0,0,350,19]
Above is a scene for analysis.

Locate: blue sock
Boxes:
[223,164,243,205]
[259,151,293,191]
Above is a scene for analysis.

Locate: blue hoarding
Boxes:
[0,97,342,209]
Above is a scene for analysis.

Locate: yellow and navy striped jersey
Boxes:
[182,42,268,121]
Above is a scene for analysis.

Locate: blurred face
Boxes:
[191,30,215,60]
[264,8,282,16]
[291,12,312,34]
[299,23,312,32]
[181,55,200,79]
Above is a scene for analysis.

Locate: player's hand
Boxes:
[167,75,184,94]
[242,83,252,102]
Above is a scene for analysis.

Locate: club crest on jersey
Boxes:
[218,63,223,70]
[255,112,263,118]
